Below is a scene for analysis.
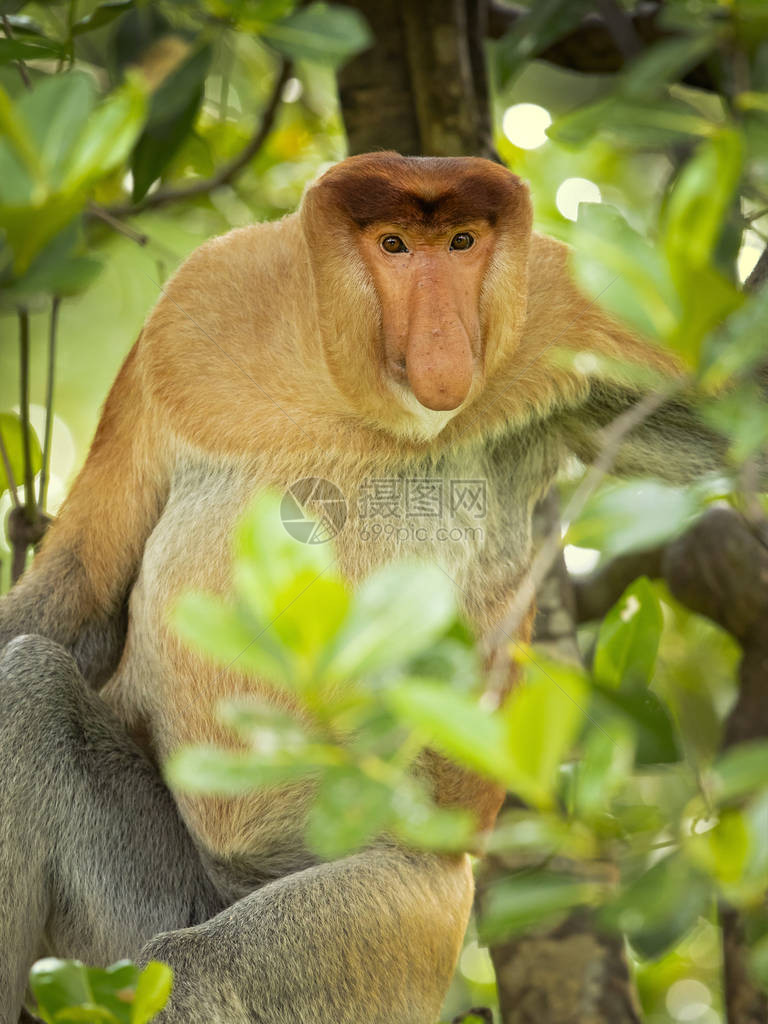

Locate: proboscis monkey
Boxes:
[0,154,724,1023]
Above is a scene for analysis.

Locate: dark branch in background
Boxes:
[1,13,31,89]
[101,60,291,219]
[572,543,666,623]
[745,246,768,291]
[88,204,148,246]
[487,1,717,91]
[18,309,34,518]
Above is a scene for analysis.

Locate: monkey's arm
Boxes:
[520,233,737,485]
[558,377,730,484]
[0,340,169,685]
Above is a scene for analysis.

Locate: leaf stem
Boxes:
[18,307,35,518]
[38,296,59,513]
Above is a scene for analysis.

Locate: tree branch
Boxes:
[487,1,717,90]
[101,60,291,219]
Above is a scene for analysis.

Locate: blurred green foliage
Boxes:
[29,958,172,1024]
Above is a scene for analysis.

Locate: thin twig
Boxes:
[483,384,677,703]
[18,308,35,517]
[38,295,59,512]
[87,204,149,246]
[1,14,32,89]
[101,60,291,218]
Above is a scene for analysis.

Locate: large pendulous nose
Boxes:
[405,326,474,411]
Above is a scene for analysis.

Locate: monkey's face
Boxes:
[303,153,532,431]
[357,222,492,412]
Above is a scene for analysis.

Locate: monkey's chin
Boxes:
[387,379,467,441]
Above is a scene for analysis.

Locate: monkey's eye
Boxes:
[381,235,408,254]
[450,232,474,251]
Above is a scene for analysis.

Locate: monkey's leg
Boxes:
[138,845,474,1024]
[0,636,221,1024]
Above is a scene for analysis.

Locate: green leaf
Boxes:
[702,285,768,386]
[234,490,336,623]
[601,853,711,958]
[387,679,516,785]
[218,697,311,755]
[325,562,456,680]
[571,203,680,341]
[17,72,96,185]
[392,793,476,853]
[131,962,173,1024]
[172,590,291,686]
[566,479,701,560]
[305,765,392,858]
[491,0,591,89]
[165,744,314,796]
[1,220,102,306]
[502,654,589,808]
[592,684,680,765]
[593,577,663,691]
[61,75,148,192]
[72,0,134,35]
[574,719,635,820]
[701,384,768,462]
[664,129,744,276]
[29,960,92,1021]
[685,808,752,885]
[621,34,719,98]
[480,871,600,943]
[0,37,65,60]
[0,411,42,496]
[709,741,768,803]
[263,3,372,68]
[269,573,351,683]
[131,45,212,201]
[550,96,713,150]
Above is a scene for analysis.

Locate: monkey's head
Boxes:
[301,153,533,436]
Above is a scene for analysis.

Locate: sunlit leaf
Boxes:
[387,679,515,784]
[593,577,663,691]
[325,562,456,680]
[685,808,751,885]
[0,411,41,496]
[503,653,589,808]
[131,962,173,1024]
[62,75,148,192]
[664,129,744,275]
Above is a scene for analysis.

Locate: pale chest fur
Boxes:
[105,423,562,743]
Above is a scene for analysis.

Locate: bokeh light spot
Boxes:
[502,103,552,149]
